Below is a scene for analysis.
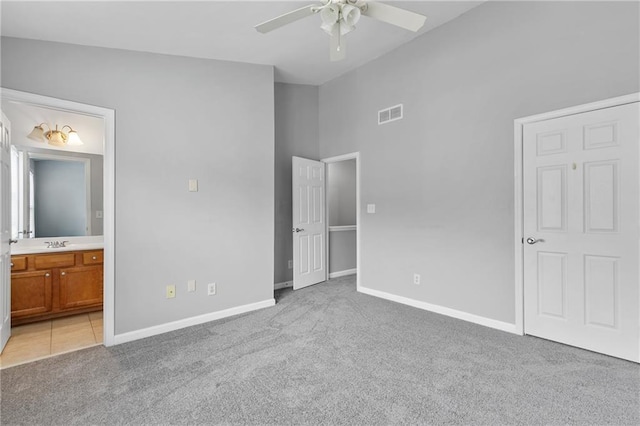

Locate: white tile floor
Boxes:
[0,311,103,369]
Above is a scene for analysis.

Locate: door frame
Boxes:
[513,92,640,338]
[1,88,116,347]
[321,152,360,291]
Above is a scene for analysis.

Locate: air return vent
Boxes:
[378,104,403,125]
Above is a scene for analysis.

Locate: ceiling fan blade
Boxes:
[255,5,319,34]
[329,26,346,62]
[361,2,426,32]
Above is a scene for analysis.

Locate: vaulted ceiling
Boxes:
[1,1,482,85]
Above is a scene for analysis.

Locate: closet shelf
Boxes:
[329,225,357,232]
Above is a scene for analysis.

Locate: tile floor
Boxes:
[0,311,103,369]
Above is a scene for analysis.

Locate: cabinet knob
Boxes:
[92,256,97,260]
[45,273,50,277]
[61,272,66,276]
[10,263,13,267]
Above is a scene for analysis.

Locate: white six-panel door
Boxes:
[523,102,639,362]
[292,156,327,290]
[0,111,12,353]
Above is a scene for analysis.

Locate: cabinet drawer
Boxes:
[11,256,27,271]
[34,253,76,269]
[82,251,103,265]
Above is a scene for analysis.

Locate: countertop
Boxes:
[11,243,104,255]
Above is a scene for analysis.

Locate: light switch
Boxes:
[367,204,376,214]
[188,179,198,192]
[187,280,196,292]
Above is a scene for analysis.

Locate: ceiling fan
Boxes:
[255,0,427,61]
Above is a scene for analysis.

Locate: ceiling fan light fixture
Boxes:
[320,21,337,35]
[320,3,340,34]
[254,0,427,61]
[341,4,361,27]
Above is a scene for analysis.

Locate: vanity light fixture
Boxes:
[27,123,83,147]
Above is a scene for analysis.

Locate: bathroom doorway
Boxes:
[0,88,115,368]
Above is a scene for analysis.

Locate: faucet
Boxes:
[45,241,69,248]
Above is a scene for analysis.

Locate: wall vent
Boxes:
[378,104,403,125]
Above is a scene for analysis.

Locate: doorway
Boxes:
[289,153,360,291]
[323,153,360,290]
[0,88,115,367]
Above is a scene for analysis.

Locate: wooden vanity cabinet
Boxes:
[11,250,103,325]
[59,265,103,309]
[10,270,53,319]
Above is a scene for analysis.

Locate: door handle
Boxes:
[292,228,305,233]
[526,237,544,245]
[9,239,17,245]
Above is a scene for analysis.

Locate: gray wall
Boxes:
[318,1,639,323]
[2,37,274,334]
[327,159,356,226]
[33,159,86,237]
[274,83,319,284]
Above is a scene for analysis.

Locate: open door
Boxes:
[0,110,12,352]
[292,156,327,290]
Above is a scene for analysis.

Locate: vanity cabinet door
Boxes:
[59,265,103,310]
[11,270,53,318]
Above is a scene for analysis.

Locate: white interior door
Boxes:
[292,156,327,290]
[0,111,12,353]
[523,102,639,362]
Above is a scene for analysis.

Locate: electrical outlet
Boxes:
[187,280,196,292]
[288,260,293,269]
[413,274,421,285]
[166,284,176,298]
[208,282,216,296]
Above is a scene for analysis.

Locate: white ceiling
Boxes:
[0,1,483,85]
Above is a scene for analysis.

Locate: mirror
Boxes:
[11,146,103,239]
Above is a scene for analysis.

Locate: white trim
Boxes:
[329,225,356,232]
[513,93,640,338]
[274,281,292,290]
[359,286,518,334]
[329,268,357,279]
[113,298,275,345]
[515,93,639,126]
[1,88,116,347]
[322,152,360,291]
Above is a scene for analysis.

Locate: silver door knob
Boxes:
[526,237,543,245]
[292,228,305,233]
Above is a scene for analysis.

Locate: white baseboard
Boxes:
[274,281,292,290]
[329,268,357,279]
[358,286,518,334]
[113,298,275,345]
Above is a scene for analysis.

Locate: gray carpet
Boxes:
[1,275,639,425]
